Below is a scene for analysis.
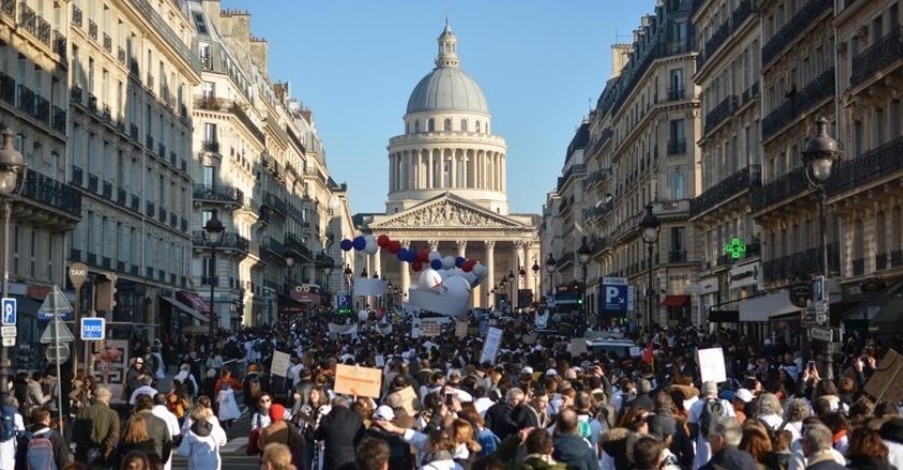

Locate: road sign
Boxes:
[1,337,14,347]
[801,307,820,328]
[45,344,70,365]
[68,262,89,289]
[0,326,15,338]
[37,285,73,320]
[602,278,629,312]
[814,302,828,315]
[40,317,75,344]
[810,327,833,342]
[789,276,810,309]
[80,317,105,341]
[1,298,15,326]
[337,293,352,316]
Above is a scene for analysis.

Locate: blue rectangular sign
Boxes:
[80,317,105,340]
[602,284,629,312]
[1,298,15,326]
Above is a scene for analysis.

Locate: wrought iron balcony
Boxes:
[556,163,586,192]
[762,0,832,66]
[51,28,67,58]
[876,253,888,271]
[130,123,139,141]
[87,93,97,112]
[36,17,51,47]
[851,26,903,88]
[0,71,14,105]
[262,236,287,257]
[117,47,126,65]
[102,181,112,199]
[117,188,126,206]
[88,20,97,40]
[702,21,730,67]
[130,195,139,212]
[667,86,685,101]
[668,250,688,263]
[18,3,35,35]
[103,33,112,53]
[667,138,687,155]
[761,67,835,141]
[16,85,35,115]
[201,140,219,153]
[20,170,82,218]
[146,201,155,217]
[34,96,49,124]
[852,258,865,276]
[71,5,82,27]
[690,165,762,217]
[263,191,288,215]
[893,250,903,268]
[828,134,903,195]
[285,233,312,259]
[763,242,840,283]
[70,165,83,185]
[145,134,153,150]
[731,0,754,30]
[69,86,82,104]
[751,166,808,212]
[704,95,738,135]
[158,207,167,223]
[192,183,244,205]
[741,81,760,105]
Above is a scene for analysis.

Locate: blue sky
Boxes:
[221,1,656,215]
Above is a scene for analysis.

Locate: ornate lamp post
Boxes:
[577,237,592,331]
[803,117,841,379]
[285,252,295,288]
[204,210,224,339]
[545,253,557,299]
[0,129,26,400]
[639,204,660,332]
[532,260,540,304]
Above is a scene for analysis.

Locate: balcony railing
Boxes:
[751,166,808,211]
[893,250,903,268]
[87,93,97,112]
[117,47,126,65]
[851,26,903,88]
[18,3,35,35]
[88,19,97,40]
[87,173,98,192]
[36,18,50,46]
[146,201,155,217]
[130,123,139,141]
[763,242,840,283]
[103,33,112,53]
[52,29,66,60]
[828,134,903,195]
[193,96,266,144]
[34,96,49,124]
[761,67,835,141]
[192,231,250,252]
[70,165,83,185]
[262,237,287,257]
[201,140,220,153]
[0,71,13,105]
[285,233,312,259]
[71,5,82,27]
[762,0,832,66]
[145,134,153,150]
[263,191,288,215]
[667,86,685,101]
[668,250,688,263]
[21,170,82,217]
[741,81,760,105]
[192,183,244,205]
[702,21,731,67]
[16,85,35,116]
[667,138,687,155]
[691,165,762,217]
[102,181,112,199]
[731,0,754,30]
[704,95,738,135]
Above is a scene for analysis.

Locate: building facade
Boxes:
[358,24,540,310]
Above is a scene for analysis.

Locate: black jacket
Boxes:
[315,405,365,470]
[699,445,757,470]
[551,434,596,470]
[485,403,530,441]
[364,426,415,470]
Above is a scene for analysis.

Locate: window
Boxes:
[475,121,481,133]
[444,119,452,131]
[669,172,685,199]
[204,123,217,142]
[892,100,901,137]
[202,166,214,186]
[876,107,886,146]
[671,226,686,257]
[461,119,468,132]
[414,120,420,133]
[853,120,864,156]
[201,81,214,99]
[669,119,685,142]
[428,119,435,132]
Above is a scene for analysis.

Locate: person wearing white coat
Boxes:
[178,406,227,470]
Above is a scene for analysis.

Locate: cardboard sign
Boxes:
[570,338,588,357]
[522,334,536,345]
[270,351,292,378]
[697,347,727,384]
[334,364,383,398]
[396,386,419,416]
[455,320,469,338]
[630,346,642,358]
[863,349,903,404]
[479,327,503,364]
[420,319,441,337]
[93,339,128,403]
[353,278,387,297]
[375,354,386,368]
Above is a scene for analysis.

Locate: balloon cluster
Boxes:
[339,234,489,286]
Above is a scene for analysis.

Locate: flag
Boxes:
[642,338,654,366]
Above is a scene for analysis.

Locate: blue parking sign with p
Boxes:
[1,298,15,326]
[603,285,628,312]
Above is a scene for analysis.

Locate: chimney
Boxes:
[610,44,633,79]
[249,37,268,80]
[201,0,221,32]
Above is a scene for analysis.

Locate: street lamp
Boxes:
[285,253,295,287]
[545,253,557,299]
[344,264,353,292]
[639,204,660,332]
[0,129,26,400]
[204,209,224,339]
[507,270,515,310]
[577,236,592,331]
[803,116,841,379]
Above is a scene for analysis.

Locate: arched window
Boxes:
[428,119,435,132]
[414,120,421,133]
[405,121,410,134]
[444,119,452,131]
[475,121,481,133]
[460,119,468,132]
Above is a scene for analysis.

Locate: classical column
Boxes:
[400,239,410,302]
[485,241,495,308]
[429,240,440,251]
[523,242,533,298]
[456,240,467,258]
[427,150,434,189]
[450,154,457,189]
[501,153,506,193]
[514,241,524,305]
[373,249,382,279]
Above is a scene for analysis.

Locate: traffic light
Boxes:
[94,272,118,312]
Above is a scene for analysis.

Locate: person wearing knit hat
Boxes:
[257,402,305,457]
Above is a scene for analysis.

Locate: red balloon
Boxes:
[388,241,401,254]
[412,261,423,272]
[462,259,475,272]
[377,235,390,247]
[417,249,430,263]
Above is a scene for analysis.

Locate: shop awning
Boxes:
[867,282,903,334]
[161,296,208,323]
[176,290,210,316]
[661,295,690,307]
[738,289,800,322]
[708,310,739,322]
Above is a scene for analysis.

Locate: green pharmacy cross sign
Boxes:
[725,238,747,259]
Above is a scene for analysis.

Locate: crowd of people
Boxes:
[0,306,901,470]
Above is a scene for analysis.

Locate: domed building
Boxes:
[357,23,540,310]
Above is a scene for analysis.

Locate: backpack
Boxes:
[0,405,17,442]
[698,398,727,439]
[577,415,593,440]
[26,428,57,470]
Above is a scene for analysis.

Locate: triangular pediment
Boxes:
[369,194,524,230]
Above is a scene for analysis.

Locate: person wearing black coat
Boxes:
[314,396,365,470]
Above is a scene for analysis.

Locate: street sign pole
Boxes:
[53,311,63,432]
[68,263,88,382]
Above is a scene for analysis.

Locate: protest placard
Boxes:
[455,320,469,338]
[334,364,383,398]
[864,349,903,404]
[396,386,419,416]
[570,338,588,357]
[697,347,727,383]
[270,351,292,378]
[479,327,503,364]
[420,319,441,337]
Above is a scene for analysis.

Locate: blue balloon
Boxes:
[397,248,409,262]
[430,259,442,270]
[352,237,366,251]
[340,239,353,251]
[405,250,418,263]
[455,256,465,268]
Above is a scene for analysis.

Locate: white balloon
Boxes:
[364,234,376,243]
[419,268,443,290]
[428,251,442,261]
[442,256,455,269]
[358,310,369,321]
[364,240,378,254]
[472,263,488,278]
[443,276,473,315]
